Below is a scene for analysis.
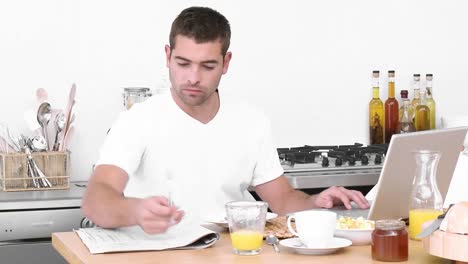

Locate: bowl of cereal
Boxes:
[334,216,375,245]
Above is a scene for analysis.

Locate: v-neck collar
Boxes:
[168,91,223,127]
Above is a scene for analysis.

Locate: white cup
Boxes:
[287,210,337,248]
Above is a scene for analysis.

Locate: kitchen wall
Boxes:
[1,0,467,181]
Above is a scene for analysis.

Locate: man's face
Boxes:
[165,35,231,108]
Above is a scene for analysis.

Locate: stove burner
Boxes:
[278,143,388,167]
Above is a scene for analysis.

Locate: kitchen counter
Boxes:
[52,232,450,264]
[0,181,87,210]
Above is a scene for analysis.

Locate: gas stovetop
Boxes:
[278,143,388,173]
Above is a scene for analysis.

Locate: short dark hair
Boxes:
[169,6,231,57]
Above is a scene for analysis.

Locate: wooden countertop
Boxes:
[52,232,452,264]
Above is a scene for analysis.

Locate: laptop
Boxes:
[332,127,468,221]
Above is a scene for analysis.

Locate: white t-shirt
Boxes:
[96,91,284,220]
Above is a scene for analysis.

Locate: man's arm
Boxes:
[254,175,369,215]
[81,164,183,233]
[81,165,138,227]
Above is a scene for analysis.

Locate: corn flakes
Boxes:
[336,216,375,229]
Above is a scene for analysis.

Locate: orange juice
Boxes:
[409,209,443,240]
[230,230,263,251]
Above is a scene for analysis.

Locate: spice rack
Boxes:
[0,151,70,191]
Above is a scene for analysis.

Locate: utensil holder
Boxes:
[0,151,70,191]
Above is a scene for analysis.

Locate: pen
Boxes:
[167,171,176,225]
[168,192,176,225]
[168,191,174,207]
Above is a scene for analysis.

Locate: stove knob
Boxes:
[374,154,382,165]
[348,157,356,166]
[322,157,329,167]
[335,157,343,166]
[361,155,369,165]
[305,153,315,163]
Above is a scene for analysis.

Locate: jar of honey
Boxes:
[371,219,408,262]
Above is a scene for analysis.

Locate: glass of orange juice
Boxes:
[409,209,443,240]
[225,201,268,255]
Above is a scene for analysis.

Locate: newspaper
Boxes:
[75,218,219,254]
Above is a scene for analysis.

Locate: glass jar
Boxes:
[408,150,443,240]
[123,87,152,110]
[371,219,408,262]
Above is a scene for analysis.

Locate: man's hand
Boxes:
[135,196,185,234]
[313,186,370,209]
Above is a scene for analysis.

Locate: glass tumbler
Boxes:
[225,201,268,255]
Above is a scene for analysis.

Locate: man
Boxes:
[82,6,369,235]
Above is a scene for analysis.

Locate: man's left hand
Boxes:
[313,186,370,209]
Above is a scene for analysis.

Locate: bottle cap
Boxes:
[400,90,409,98]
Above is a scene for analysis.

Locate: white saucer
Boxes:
[205,212,278,228]
[279,237,352,255]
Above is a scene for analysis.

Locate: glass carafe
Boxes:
[123,87,152,110]
[408,150,443,240]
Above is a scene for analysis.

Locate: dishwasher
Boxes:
[0,182,88,264]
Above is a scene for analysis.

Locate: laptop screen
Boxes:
[367,127,468,220]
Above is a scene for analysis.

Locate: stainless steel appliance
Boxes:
[0,182,87,263]
[279,143,388,190]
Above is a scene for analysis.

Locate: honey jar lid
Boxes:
[375,219,406,231]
